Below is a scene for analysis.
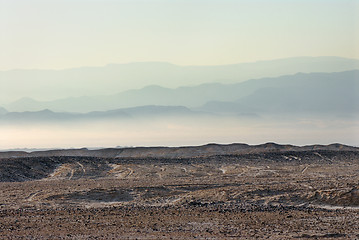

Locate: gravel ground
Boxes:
[0,148,358,239]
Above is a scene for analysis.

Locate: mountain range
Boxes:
[1,57,358,148]
[1,56,359,104]
[0,106,198,124]
[2,70,358,119]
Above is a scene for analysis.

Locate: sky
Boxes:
[0,0,358,70]
[0,0,359,149]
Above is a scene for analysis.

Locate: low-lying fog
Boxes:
[1,115,358,150]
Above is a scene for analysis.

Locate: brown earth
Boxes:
[0,144,359,239]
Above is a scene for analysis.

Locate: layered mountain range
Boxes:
[1,56,358,103]
[1,68,358,120]
[1,56,358,148]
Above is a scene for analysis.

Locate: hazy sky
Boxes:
[1,0,358,70]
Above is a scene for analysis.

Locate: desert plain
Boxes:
[0,143,358,239]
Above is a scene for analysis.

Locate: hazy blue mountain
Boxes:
[0,106,195,123]
[6,70,359,115]
[6,83,251,112]
[1,56,359,104]
[0,109,85,123]
[199,70,359,117]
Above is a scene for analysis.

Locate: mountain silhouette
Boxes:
[0,105,196,123]
[6,70,359,117]
[1,56,358,104]
[199,70,359,117]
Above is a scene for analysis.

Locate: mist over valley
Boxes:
[1,60,358,149]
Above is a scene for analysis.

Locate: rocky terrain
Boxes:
[0,143,359,239]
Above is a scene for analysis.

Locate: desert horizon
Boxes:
[1,0,358,239]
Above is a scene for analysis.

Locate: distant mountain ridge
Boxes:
[1,56,359,104]
[4,70,359,118]
[199,70,359,116]
[0,105,196,123]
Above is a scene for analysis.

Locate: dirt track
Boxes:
[0,145,358,239]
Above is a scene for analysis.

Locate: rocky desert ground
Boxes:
[0,143,359,239]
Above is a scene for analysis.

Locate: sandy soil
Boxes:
[0,147,358,239]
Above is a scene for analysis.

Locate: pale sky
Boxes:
[0,0,358,70]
